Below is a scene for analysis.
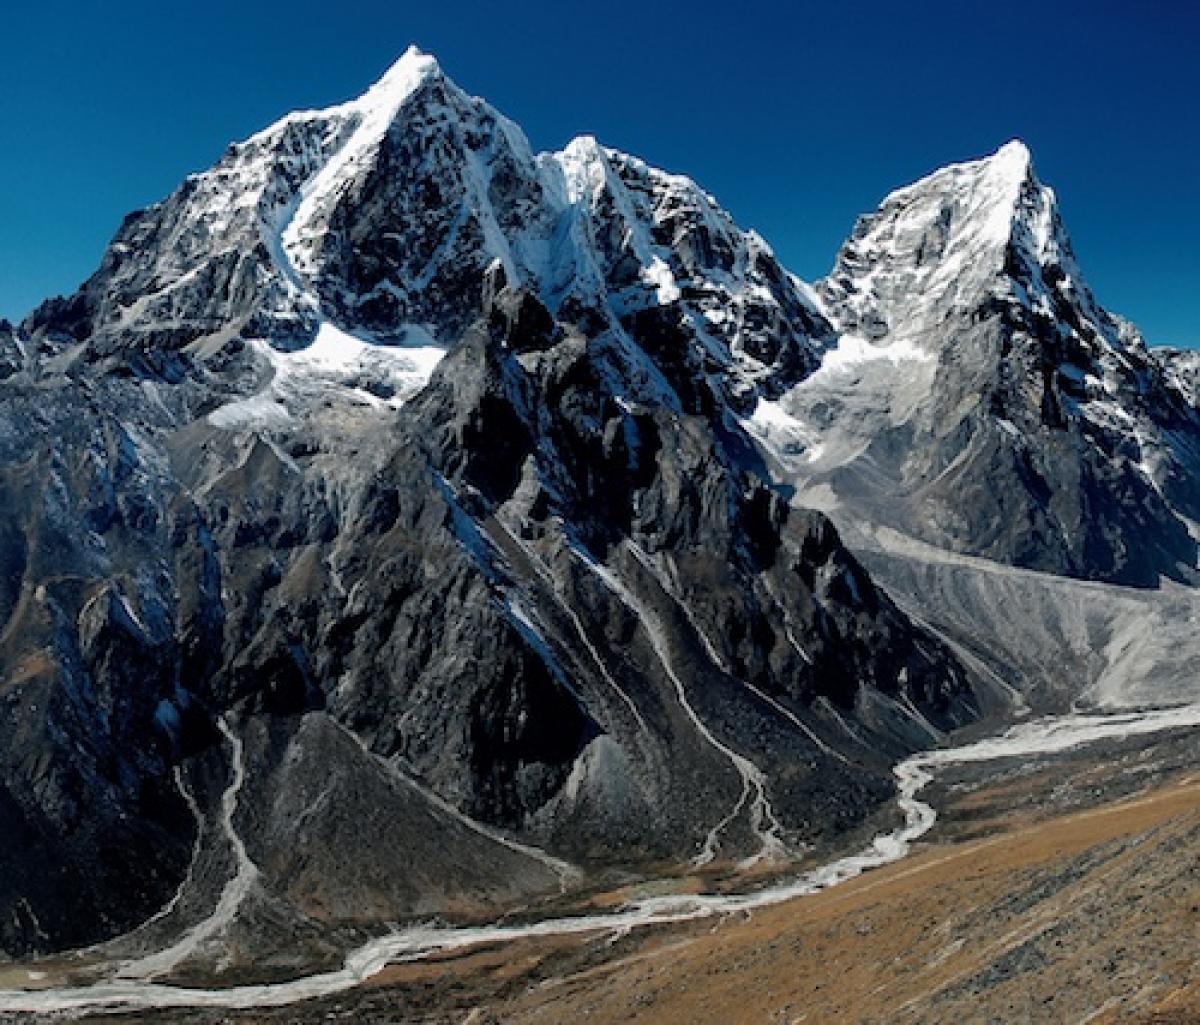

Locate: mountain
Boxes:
[5,44,1199,981]
[0,50,983,964]
[748,141,1200,589]
[745,141,1200,712]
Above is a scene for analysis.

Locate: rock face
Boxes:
[1,49,983,962]
[750,141,1200,587]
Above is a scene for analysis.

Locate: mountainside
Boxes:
[749,141,1200,588]
[2,46,1199,991]
[0,50,985,965]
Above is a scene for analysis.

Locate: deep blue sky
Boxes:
[3,0,1197,345]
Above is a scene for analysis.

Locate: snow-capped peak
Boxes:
[887,139,1030,198]
[27,48,831,421]
[279,48,442,284]
[980,138,1032,178]
[816,139,1056,346]
[554,135,611,206]
[237,47,440,149]
[352,45,441,120]
[878,139,1037,252]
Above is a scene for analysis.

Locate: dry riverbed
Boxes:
[12,728,1191,1025]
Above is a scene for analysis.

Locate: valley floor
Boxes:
[34,729,1200,1025]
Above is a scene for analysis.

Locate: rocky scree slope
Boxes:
[0,50,979,962]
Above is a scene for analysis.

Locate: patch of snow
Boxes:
[741,396,822,468]
[816,333,933,375]
[206,384,291,431]
[206,324,445,430]
[643,256,682,304]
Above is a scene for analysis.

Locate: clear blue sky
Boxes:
[2,0,1197,346]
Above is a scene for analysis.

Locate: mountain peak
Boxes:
[986,138,1032,176]
[816,139,1058,343]
[352,45,442,120]
[882,138,1037,226]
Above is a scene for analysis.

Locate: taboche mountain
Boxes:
[0,48,1195,968]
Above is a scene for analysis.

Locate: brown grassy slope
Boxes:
[477,774,1200,1025]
